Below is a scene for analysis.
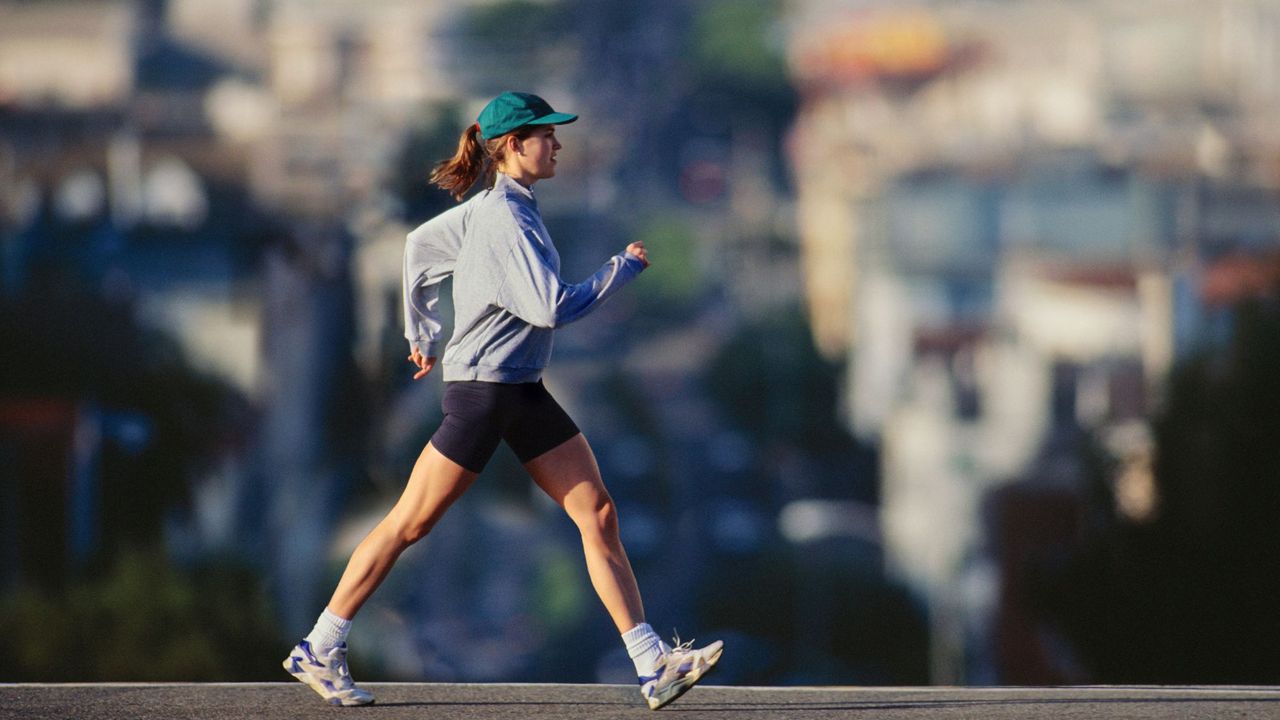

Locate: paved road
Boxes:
[3,683,1280,719]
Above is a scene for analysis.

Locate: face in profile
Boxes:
[513,125,562,181]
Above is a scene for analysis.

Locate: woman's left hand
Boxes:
[626,241,650,268]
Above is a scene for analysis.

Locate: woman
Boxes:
[284,91,722,710]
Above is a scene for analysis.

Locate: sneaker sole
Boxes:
[647,645,723,711]
[283,656,375,707]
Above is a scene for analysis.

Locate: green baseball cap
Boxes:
[477,91,577,140]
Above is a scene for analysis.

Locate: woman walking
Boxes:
[283,91,722,710]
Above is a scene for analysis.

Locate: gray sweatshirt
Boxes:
[403,172,645,383]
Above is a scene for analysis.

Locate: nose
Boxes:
[553,137,562,150]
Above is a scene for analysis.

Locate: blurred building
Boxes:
[2,0,675,682]
[0,0,490,636]
[0,0,252,588]
[0,2,137,108]
[786,0,1280,683]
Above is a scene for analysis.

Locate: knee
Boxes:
[399,522,430,546]
[386,514,434,547]
[573,493,620,544]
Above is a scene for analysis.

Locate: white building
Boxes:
[785,0,1280,683]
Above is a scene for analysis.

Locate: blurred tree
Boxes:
[393,102,470,222]
[681,0,796,187]
[630,215,703,316]
[461,0,569,49]
[448,0,575,93]
[0,280,249,578]
[697,538,928,685]
[699,306,917,683]
[705,306,865,452]
[0,262,284,681]
[689,0,790,93]
[1,549,282,681]
[703,305,879,505]
[1037,294,1280,683]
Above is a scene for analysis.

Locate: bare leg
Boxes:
[326,442,477,619]
[525,433,645,633]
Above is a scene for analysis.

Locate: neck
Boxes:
[499,166,536,189]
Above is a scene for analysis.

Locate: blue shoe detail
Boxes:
[298,640,318,663]
[284,639,375,706]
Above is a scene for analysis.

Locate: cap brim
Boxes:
[528,112,578,126]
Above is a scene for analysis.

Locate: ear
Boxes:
[506,134,524,156]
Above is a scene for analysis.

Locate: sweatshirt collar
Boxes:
[495,172,536,202]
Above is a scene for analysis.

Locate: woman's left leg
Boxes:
[524,433,644,633]
[525,431,724,710]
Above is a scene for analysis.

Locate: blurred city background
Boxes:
[2,0,1279,687]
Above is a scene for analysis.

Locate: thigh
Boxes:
[386,441,478,531]
[524,433,607,514]
[430,381,507,473]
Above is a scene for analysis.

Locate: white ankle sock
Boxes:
[304,608,352,653]
[622,622,665,677]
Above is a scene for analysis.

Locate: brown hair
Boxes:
[429,123,536,201]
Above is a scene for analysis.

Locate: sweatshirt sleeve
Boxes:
[403,204,466,355]
[495,213,644,330]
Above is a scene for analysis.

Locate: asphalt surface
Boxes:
[3,683,1280,719]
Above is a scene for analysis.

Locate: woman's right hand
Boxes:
[408,347,437,380]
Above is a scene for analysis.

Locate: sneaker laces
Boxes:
[668,631,695,654]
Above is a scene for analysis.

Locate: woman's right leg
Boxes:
[325,442,477,619]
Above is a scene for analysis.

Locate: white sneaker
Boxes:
[283,640,375,706]
[639,637,724,710]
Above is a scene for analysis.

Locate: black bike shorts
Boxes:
[430,380,580,473]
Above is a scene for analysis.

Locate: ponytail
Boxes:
[430,123,486,201]
[429,123,537,202]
